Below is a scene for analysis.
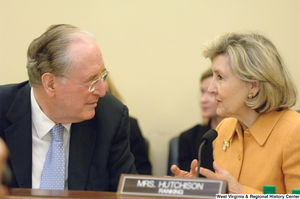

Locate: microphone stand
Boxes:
[197,141,206,178]
[196,129,218,178]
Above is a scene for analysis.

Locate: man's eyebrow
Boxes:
[88,68,107,81]
[90,74,99,81]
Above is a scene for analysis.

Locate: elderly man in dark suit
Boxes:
[0,24,136,192]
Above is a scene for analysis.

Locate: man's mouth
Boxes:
[87,102,98,107]
[216,99,221,105]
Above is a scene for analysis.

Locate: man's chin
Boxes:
[73,111,96,123]
[84,110,96,120]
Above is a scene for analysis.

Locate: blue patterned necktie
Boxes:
[40,124,65,190]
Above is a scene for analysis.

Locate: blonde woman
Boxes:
[172,31,300,194]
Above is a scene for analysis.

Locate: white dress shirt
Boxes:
[31,88,71,189]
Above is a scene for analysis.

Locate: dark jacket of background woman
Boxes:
[178,122,214,176]
[129,117,152,175]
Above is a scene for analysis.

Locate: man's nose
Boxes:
[93,81,106,97]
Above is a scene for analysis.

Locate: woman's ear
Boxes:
[250,80,260,97]
[41,73,56,97]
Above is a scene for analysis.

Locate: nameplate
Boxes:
[117,174,228,198]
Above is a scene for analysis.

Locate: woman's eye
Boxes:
[218,75,223,80]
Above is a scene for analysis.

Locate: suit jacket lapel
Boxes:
[68,119,97,190]
[5,83,32,188]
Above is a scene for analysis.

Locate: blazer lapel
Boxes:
[68,119,97,190]
[5,83,32,188]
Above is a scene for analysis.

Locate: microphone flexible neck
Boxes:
[197,141,206,178]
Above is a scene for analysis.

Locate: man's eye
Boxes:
[218,75,223,80]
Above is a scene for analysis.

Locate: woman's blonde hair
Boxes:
[105,77,124,103]
[202,31,297,113]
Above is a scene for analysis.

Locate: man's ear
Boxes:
[41,73,57,97]
[250,80,260,97]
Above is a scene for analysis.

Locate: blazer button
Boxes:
[238,154,242,160]
[245,131,250,137]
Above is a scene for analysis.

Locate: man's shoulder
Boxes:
[0,81,31,121]
[0,81,29,97]
[129,116,138,125]
[97,92,124,107]
[0,81,30,103]
[95,92,128,116]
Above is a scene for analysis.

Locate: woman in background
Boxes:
[178,68,224,174]
[105,77,152,175]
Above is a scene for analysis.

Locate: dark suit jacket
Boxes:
[178,124,214,176]
[129,117,151,175]
[0,81,137,191]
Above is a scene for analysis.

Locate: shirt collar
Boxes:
[31,88,71,139]
[223,109,288,146]
[249,109,288,145]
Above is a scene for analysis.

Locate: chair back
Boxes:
[167,136,179,176]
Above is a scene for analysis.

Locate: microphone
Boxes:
[197,129,218,178]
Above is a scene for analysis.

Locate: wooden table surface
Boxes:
[5,188,208,199]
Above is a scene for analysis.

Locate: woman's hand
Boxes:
[171,159,243,194]
[171,159,198,178]
[200,161,243,194]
